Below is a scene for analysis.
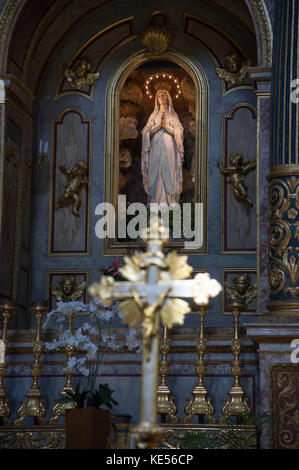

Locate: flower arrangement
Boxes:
[43,295,142,408]
[100,256,124,280]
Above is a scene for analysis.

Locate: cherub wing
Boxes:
[64,67,76,84]
[238,63,249,82]
[51,284,63,301]
[59,166,70,178]
[245,285,257,306]
[224,281,237,301]
[72,281,86,300]
[243,160,256,174]
[216,68,230,81]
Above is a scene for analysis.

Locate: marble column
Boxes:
[249,66,272,313]
[268,0,299,315]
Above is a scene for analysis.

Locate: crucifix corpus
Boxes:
[89,218,222,449]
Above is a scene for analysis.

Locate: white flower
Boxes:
[86,342,98,360]
[55,301,87,315]
[125,328,142,351]
[67,357,77,370]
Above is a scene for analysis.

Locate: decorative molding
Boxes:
[270,364,299,449]
[268,176,299,314]
[246,0,273,65]
[0,0,24,73]
[0,426,66,449]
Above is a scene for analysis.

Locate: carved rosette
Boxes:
[268,175,299,314]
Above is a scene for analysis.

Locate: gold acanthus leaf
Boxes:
[118,299,143,328]
[119,252,146,282]
[161,251,193,281]
[160,298,191,328]
[89,276,115,305]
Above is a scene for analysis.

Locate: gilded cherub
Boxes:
[217,154,256,206]
[51,277,86,302]
[64,58,100,90]
[56,161,88,217]
[216,53,250,85]
[225,274,257,307]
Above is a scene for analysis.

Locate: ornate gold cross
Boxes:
[89,219,222,448]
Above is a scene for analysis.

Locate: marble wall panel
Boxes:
[223,105,257,252]
[50,109,91,254]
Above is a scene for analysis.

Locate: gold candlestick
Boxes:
[184,304,215,423]
[221,303,251,420]
[15,303,48,425]
[50,314,76,423]
[157,325,179,424]
[0,303,16,425]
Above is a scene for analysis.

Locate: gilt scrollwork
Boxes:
[272,369,299,449]
[268,177,299,299]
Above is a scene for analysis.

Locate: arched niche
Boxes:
[103,50,209,254]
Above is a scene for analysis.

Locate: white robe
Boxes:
[141,92,184,205]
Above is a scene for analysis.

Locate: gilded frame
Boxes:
[103,49,209,255]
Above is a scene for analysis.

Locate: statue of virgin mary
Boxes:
[141,90,184,205]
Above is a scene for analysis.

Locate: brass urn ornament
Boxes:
[216,53,250,85]
[64,58,100,90]
[56,161,88,217]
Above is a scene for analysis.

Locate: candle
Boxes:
[44,141,48,154]
[39,140,43,153]
[0,340,5,363]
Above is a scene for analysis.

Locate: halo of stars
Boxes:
[144,73,182,100]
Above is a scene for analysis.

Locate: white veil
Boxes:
[141,90,184,197]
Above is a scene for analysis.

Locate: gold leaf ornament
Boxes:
[160,298,191,328]
[119,253,146,282]
[119,299,143,328]
[141,27,174,54]
[89,276,115,305]
[161,251,193,281]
